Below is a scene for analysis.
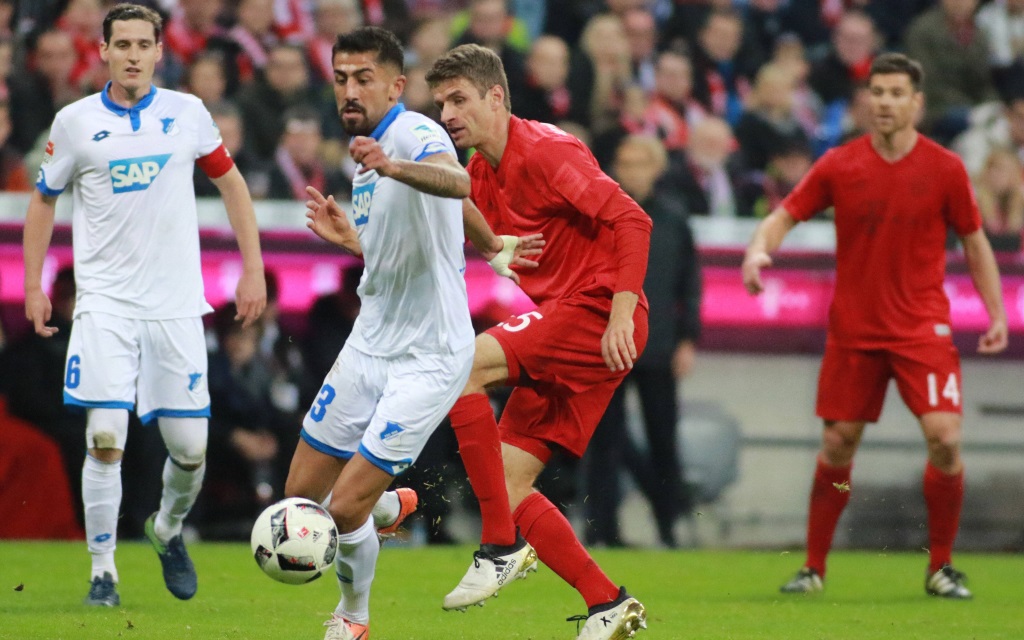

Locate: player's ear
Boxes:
[490,84,505,111]
[391,74,407,101]
[155,41,163,64]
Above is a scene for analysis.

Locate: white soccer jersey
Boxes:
[36,83,220,320]
[346,104,474,357]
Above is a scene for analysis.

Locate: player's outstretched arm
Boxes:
[462,198,544,284]
[961,229,1009,354]
[305,186,363,256]
[742,207,798,295]
[350,136,470,199]
[23,190,59,337]
[212,166,267,328]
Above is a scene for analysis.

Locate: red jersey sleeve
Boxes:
[536,137,652,295]
[943,155,983,237]
[781,149,836,221]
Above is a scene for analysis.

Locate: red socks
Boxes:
[513,492,619,608]
[805,457,852,576]
[449,394,517,546]
[923,462,964,573]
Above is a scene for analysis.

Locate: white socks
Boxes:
[154,458,206,542]
[82,456,122,581]
[371,491,400,529]
[333,516,379,625]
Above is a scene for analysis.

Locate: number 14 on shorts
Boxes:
[926,373,959,408]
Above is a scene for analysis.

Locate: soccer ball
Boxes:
[250,497,338,585]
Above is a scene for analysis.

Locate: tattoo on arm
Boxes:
[392,155,470,199]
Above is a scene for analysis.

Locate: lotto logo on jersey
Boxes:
[109,154,172,193]
[352,182,375,227]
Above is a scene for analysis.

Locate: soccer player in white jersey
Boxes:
[22,4,266,607]
[280,27,539,640]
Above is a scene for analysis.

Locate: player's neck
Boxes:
[475,113,511,168]
[870,128,918,163]
[106,81,155,109]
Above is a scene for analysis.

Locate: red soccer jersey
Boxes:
[468,117,652,307]
[781,134,982,348]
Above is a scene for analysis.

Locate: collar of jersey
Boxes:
[100,81,157,132]
[369,103,405,141]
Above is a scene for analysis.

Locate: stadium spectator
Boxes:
[975,0,1024,99]
[743,0,788,62]
[203,302,281,538]
[748,139,814,218]
[585,134,700,550]
[8,29,80,155]
[973,147,1024,247]
[905,0,999,144]
[0,100,30,191]
[0,35,11,100]
[235,43,321,161]
[22,4,266,606]
[181,52,228,108]
[953,91,1024,176]
[402,63,436,116]
[0,0,12,40]
[4,267,84,525]
[428,43,651,638]
[770,35,822,141]
[194,102,271,199]
[734,63,811,172]
[56,0,106,93]
[641,49,707,152]
[514,34,590,128]
[743,53,1007,600]
[690,7,755,127]
[452,0,529,94]
[272,0,316,42]
[405,16,453,68]
[621,8,657,93]
[308,0,363,85]
[266,105,350,201]
[162,0,226,68]
[209,0,281,87]
[808,11,879,106]
[678,116,747,217]
[578,13,632,134]
[304,261,362,380]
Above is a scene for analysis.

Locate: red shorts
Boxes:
[487,293,649,463]
[816,340,963,422]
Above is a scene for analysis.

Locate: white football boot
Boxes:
[322,614,369,640]
[442,536,538,611]
[570,587,647,640]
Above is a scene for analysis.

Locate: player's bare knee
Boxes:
[326,497,369,534]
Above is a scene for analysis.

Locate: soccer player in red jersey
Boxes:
[426,44,651,639]
[743,53,1008,599]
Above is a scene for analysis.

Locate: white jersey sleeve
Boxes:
[36,114,78,196]
[390,117,455,163]
[191,101,223,159]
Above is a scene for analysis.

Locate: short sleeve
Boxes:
[36,115,77,196]
[780,150,834,221]
[536,136,619,219]
[392,115,456,163]
[193,102,223,158]
[944,157,982,237]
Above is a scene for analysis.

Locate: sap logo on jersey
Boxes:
[352,182,374,227]
[109,154,172,193]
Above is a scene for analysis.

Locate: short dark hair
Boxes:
[333,26,404,74]
[103,3,163,44]
[869,52,924,91]
[426,43,511,111]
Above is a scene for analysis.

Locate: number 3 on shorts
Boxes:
[499,310,544,333]
[926,373,959,407]
[309,384,336,422]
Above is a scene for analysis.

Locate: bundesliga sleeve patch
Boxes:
[409,123,442,143]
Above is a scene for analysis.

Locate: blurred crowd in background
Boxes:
[2,0,1024,545]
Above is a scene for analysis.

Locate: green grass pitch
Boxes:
[2,542,1022,639]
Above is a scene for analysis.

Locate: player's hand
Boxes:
[602,312,637,372]
[306,186,362,255]
[484,234,545,284]
[234,268,267,329]
[742,251,773,295]
[672,339,696,379]
[978,317,1008,354]
[350,136,397,177]
[25,288,58,338]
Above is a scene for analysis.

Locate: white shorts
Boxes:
[64,312,210,424]
[301,342,474,476]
